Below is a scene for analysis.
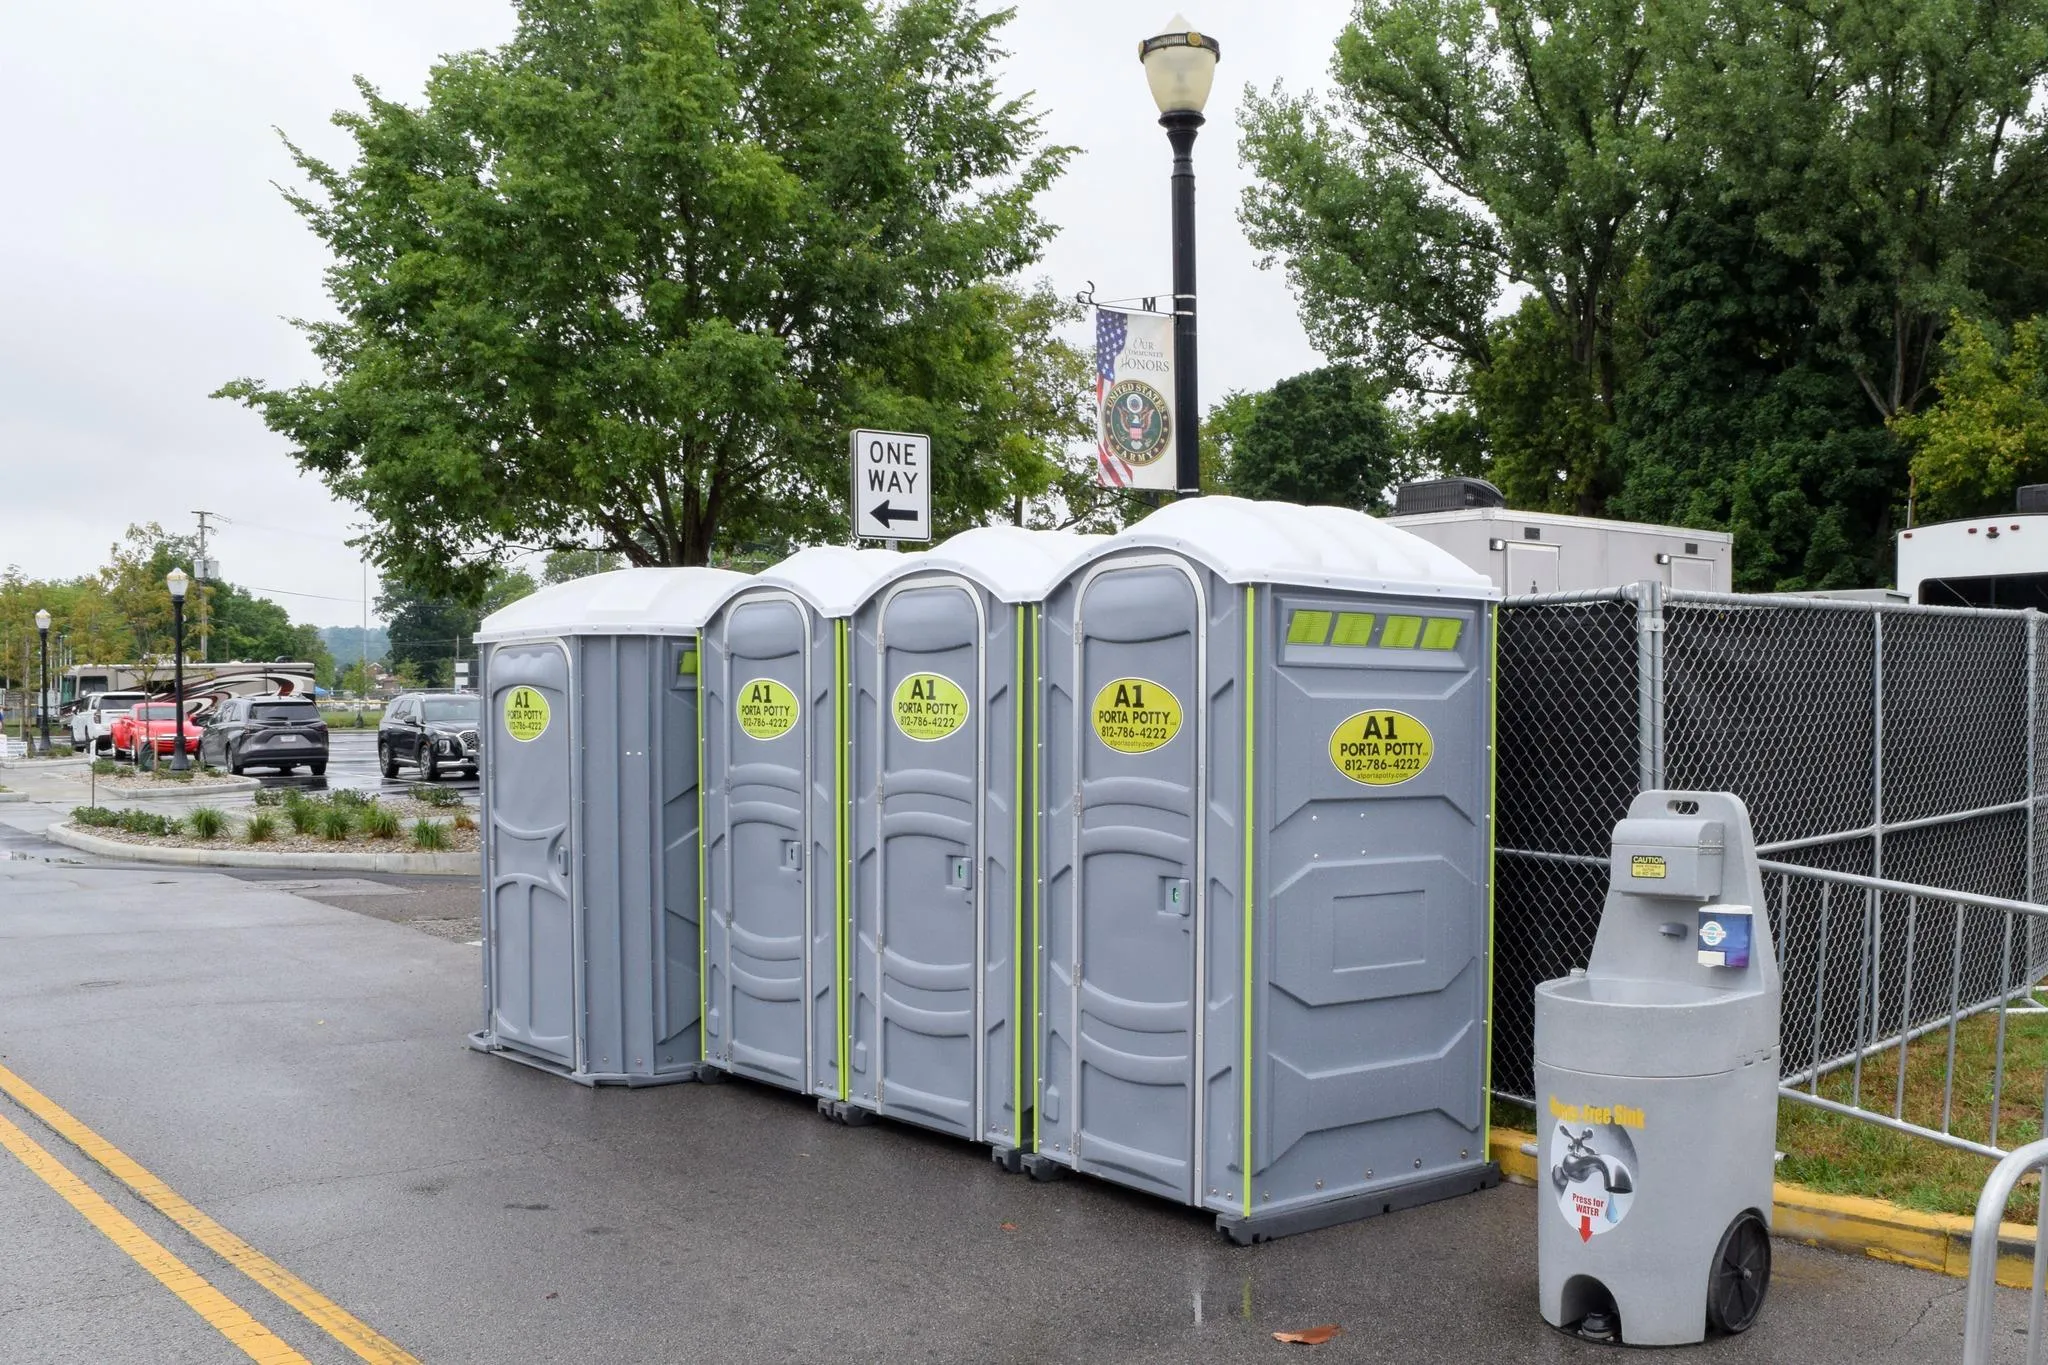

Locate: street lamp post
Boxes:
[1140,14,1220,500]
[34,609,51,756]
[166,569,190,772]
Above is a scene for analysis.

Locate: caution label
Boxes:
[1631,854,1667,879]
[502,686,551,743]
[736,678,800,740]
[893,672,969,742]
[1328,709,1433,786]
[1091,677,1183,754]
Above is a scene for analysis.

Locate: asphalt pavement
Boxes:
[258,727,481,799]
[0,817,2034,1363]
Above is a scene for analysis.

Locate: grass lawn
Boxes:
[1494,991,2048,1225]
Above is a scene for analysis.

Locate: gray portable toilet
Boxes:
[470,565,747,1084]
[1028,497,1502,1241]
[844,527,1100,1156]
[699,546,905,1101]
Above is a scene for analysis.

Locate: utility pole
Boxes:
[192,509,220,662]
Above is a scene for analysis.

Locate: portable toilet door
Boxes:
[479,634,576,1070]
[845,528,1098,1155]
[700,547,904,1099]
[471,565,746,1084]
[1031,497,1501,1240]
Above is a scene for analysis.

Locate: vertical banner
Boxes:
[1094,307,1177,490]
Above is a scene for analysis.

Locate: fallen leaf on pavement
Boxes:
[1000,1222,1017,1231]
[1272,1325,1342,1345]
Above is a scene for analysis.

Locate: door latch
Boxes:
[781,840,803,871]
[1160,877,1191,917]
[949,856,973,890]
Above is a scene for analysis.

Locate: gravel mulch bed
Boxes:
[102,770,252,792]
[74,818,480,856]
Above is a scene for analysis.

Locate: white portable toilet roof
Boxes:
[1094,496,1499,600]
[475,566,750,642]
[744,545,908,617]
[860,526,1107,605]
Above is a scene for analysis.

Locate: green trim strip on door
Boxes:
[835,619,850,1102]
[1241,586,1256,1218]
[1031,605,1044,1154]
[1012,604,1027,1148]
[697,633,709,1064]
[1482,603,1500,1156]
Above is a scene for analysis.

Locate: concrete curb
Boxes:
[47,822,479,876]
[1490,1127,2039,1289]
[0,755,90,770]
[0,791,27,803]
[98,776,265,802]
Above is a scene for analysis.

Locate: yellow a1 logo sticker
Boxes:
[893,672,969,741]
[736,678,800,740]
[1329,708,1433,785]
[1091,677,1183,754]
[502,686,551,743]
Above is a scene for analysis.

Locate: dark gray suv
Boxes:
[198,696,330,775]
[378,692,480,781]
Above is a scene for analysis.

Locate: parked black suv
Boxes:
[379,692,481,781]
[198,696,330,776]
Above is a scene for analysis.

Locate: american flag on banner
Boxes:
[1095,308,1133,487]
[1093,305,1177,491]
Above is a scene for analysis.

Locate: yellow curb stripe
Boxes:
[0,1107,310,1365]
[0,1062,419,1365]
[1491,1126,2043,1288]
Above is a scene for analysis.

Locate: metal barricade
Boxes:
[1961,1138,2048,1364]
[1763,862,2048,1157]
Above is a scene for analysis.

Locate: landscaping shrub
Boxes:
[318,806,354,841]
[411,819,450,851]
[244,814,277,843]
[70,806,121,828]
[361,806,401,839]
[251,788,285,808]
[411,783,463,808]
[330,788,372,810]
[187,806,226,840]
[284,798,320,836]
[91,759,119,777]
[452,810,477,832]
[117,809,175,837]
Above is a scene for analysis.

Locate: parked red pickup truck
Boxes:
[109,702,202,761]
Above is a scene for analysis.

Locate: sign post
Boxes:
[850,429,931,547]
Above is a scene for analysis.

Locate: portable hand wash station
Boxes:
[1534,790,1779,1345]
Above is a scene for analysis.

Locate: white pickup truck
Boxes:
[70,691,149,754]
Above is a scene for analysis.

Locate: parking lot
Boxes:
[0,803,2030,1364]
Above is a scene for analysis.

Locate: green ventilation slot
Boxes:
[1286,610,1333,645]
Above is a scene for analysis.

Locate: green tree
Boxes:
[218,0,1076,597]
[1895,315,2048,524]
[381,568,532,687]
[541,549,626,585]
[1225,364,1408,511]
[1611,202,1898,591]
[1200,390,1264,496]
[1239,0,1679,514]
[1681,0,2048,426]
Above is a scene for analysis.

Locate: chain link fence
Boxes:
[1494,585,2048,1106]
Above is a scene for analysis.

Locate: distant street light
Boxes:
[1140,13,1220,499]
[166,569,190,772]
[34,609,51,756]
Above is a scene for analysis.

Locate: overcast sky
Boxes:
[0,2,1352,627]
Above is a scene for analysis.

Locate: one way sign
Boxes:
[850,429,931,543]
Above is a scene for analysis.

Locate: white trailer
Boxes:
[1384,506,1734,595]
[1896,511,2048,610]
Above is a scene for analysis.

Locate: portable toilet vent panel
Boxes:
[846,528,1100,1155]
[471,565,747,1085]
[1030,498,1502,1241]
[701,547,905,1098]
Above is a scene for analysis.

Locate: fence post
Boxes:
[1873,611,1885,883]
[1635,581,1665,792]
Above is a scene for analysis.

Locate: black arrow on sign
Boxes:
[868,501,918,527]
